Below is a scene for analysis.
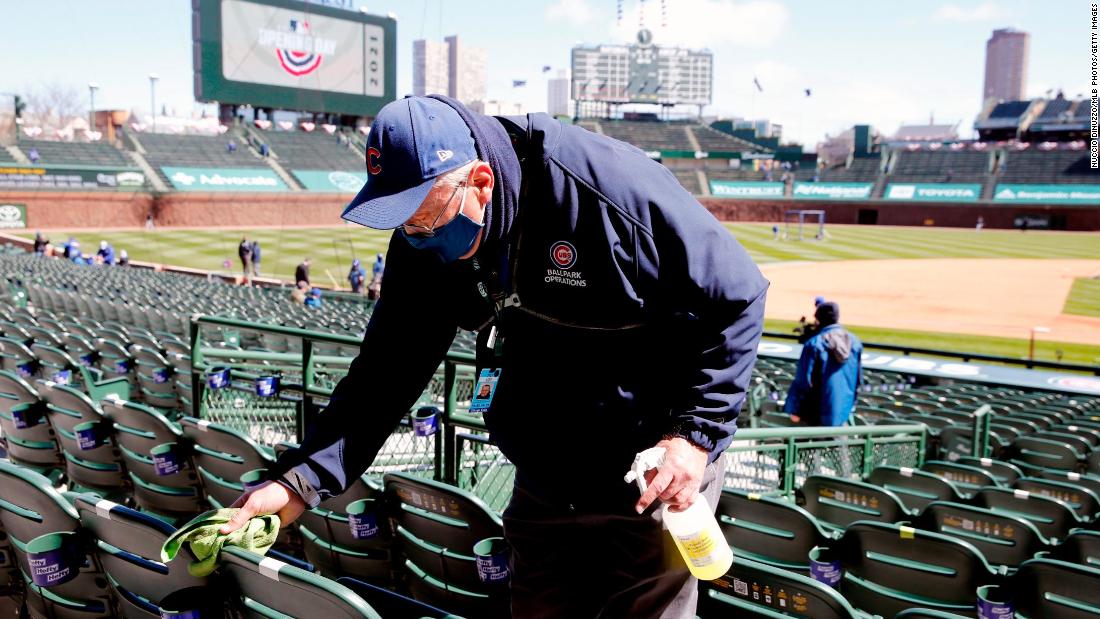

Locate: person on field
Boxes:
[250,240,262,276]
[348,259,366,293]
[295,258,311,287]
[223,95,766,619]
[238,237,253,278]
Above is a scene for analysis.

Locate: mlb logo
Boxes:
[550,241,577,270]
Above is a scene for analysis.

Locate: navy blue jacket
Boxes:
[274,113,768,510]
[783,324,863,426]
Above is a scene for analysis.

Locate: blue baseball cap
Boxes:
[342,97,478,229]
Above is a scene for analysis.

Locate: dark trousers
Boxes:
[503,455,725,619]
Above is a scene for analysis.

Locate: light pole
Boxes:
[149,73,159,133]
[87,82,100,133]
[1028,326,1051,363]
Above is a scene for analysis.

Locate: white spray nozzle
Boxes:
[623,447,668,495]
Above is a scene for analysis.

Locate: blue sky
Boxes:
[2,0,1091,147]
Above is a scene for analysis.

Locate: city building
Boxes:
[983,28,1029,102]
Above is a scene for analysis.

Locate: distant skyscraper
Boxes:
[445,35,487,106]
[547,69,571,117]
[983,28,1029,102]
[412,36,486,107]
[412,39,449,97]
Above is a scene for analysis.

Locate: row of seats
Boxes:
[16,139,131,168]
[10,254,377,340]
[259,130,364,171]
[0,458,472,619]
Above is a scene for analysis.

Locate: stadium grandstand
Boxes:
[3,94,1096,204]
[16,138,131,167]
[0,244,1095,617]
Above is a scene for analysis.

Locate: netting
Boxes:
[724,442,785,493]
[365,419,437,479]
[456,433,516,513]
[201,384,300,446]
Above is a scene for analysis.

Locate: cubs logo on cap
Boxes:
[342,97,478,230]
[550,241,577,270]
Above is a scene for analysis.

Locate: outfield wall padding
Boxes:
[1,192,1097,231]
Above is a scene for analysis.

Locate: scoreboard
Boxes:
[571,29,713,106]
[192,0,396,117]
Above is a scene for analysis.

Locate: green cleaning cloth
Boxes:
[160,508,281,577]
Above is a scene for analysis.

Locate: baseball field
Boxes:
[17,224,1100,365]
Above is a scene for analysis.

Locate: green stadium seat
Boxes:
[1012,477,1100,520]
[72,494,208,617]
[0,370,63,473]
[179,416,274,508]
[867,466,967,513]
[1048,529,1100,568]
[0,461,112,617]
[717,489,836,571]
[1006,558,1100,618]
[1010,435,1085,471]
[833,521,1003,617]
[39,381,129,498]
[797,476,913,530]
[383,472,508,618]
[971,486,1081,542]
[218,546,382,618]
[920,460,1000,497]
[953,456,1023,486]
[337,576,459,618]
[32,344,130,403]
[101,398,204,520]
[128,346,179,413]
[698,556,866,619]
[893,610,970,619]
[297,475,395,586]
[916,501,1049,568]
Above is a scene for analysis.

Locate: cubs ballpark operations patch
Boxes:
[545,241,587,287]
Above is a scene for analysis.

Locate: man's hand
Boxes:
[635,437,709,514]
[790,415,801,424]
[220,481,307,535]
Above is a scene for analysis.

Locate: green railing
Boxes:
[190,316,928,510]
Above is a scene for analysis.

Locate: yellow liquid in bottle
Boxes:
[672,531,733,581]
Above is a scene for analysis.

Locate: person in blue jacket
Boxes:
[96,240,116,265]
[223,95,768,618]
[783,302,863,427]
[347,259,366,293]
[250,240,262,276]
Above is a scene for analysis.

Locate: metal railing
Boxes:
[190,316,930,509]
[764,330,1100,375]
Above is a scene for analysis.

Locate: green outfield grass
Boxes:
[21,223,1100,283]
[1064,277,1100,318]
[764,319,1100,367]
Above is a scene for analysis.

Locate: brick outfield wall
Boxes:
[1,191,1098,231]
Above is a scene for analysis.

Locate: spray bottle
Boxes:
[624,447,733,581]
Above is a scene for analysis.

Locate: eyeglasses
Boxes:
[401,181,468,238]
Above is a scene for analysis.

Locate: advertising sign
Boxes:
[292,169,368,192]
[0,166,145,190]
[709,181,785,199]
[162,166,287,192]
[992,184,1100,204]
[792,182,873,200]
[884,183,982,202]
